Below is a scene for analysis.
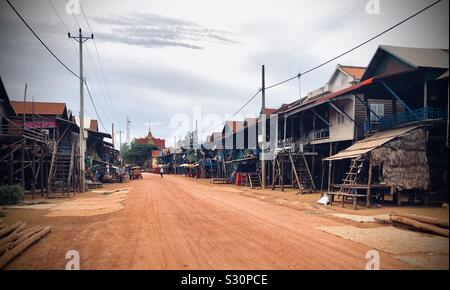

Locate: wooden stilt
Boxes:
[32,142,36,199]
[367,155,373,208]
[21,141,25,190]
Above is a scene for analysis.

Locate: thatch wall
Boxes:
[370,128,429,190]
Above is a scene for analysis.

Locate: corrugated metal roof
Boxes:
[380,45,449,69]
[262,108,277,116]
[437,70,449,80]
[324,125,420,161]
[0,77,17,117]
[285,78,374,116]
[11,101,67,116]
[339,65,366,80]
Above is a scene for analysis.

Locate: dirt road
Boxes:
[4,173,412,269]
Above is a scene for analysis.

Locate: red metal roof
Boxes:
[284,77,375,114]
[11,101,67,116]
[340,65,366,80]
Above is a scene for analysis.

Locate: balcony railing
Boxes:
[309,128,330,141]
[0,117,49,143]
[364,107,447,133]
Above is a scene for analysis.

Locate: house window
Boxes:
[337,113,345,124]
[370,103,384,122]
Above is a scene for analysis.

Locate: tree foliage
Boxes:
[122,141,157,165]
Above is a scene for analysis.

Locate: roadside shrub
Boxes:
[0,185,24,205]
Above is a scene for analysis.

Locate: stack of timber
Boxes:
[374,212,449,238]
[0,221,52,269]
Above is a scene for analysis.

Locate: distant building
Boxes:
[134,127,166,170]
[135,128,166,149]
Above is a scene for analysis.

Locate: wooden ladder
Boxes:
[338,156,365,195]
[289,152,315,192]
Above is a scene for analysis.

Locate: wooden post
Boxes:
[10,151,14,185]
[40,145,44,196]
[32,142,36,199]
[367,155,373,208]
[280,158,284,192]
[21,141,25,190]
[327,142,333,194]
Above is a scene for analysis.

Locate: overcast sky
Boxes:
[0,0,448,147]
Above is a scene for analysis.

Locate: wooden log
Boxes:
[0,222,26,247]
[0,226,51,269]
[391,212,449,229]
[0,222,24,239]
[9,225,44,249]
[374,215,394,225]
[390,215,449,238]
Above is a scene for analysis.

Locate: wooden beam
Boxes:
[329,102,355,123]
[311,109,330,126]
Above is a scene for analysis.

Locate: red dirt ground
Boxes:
[2,173,413,270]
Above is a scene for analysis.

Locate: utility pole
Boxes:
[261,65,266,188]
[69,28,93,192]
[112,123,115,148]
[118,130,123,166]
[126,116,131,144]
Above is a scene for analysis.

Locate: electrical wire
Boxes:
[265,0,443,90]
[6,0,80,79]
[7,0,110,135]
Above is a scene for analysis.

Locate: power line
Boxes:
[47,0,78,58]
[205,89,261,134]
[85,81,110,133]
[265,0,443,90]
[70,5,115,128]
[6,0,80,79]
[203,0,443,139]
[7,0,110,135]
[80,2,119,118]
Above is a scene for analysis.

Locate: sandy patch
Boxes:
[394,254,449,270]
[331,213,391,223]
[6,204,57,210]
[317,225,449,255]
[44,188,130,217]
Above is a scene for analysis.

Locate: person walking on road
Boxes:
[160,167,164,178]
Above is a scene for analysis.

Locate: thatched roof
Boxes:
[371,128,429,190]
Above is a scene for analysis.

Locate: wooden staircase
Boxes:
[248,162,261,188]
[48,138,76,195]
[338,156,365,195]
[289,152,315,192]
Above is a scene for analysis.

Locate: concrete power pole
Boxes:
[118,130,123,166]
[126,116,131,144]
[69,28,93,192]
[112,123,115,148]
[261,65,266,188]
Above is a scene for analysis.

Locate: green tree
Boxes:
[122,141,157,165]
